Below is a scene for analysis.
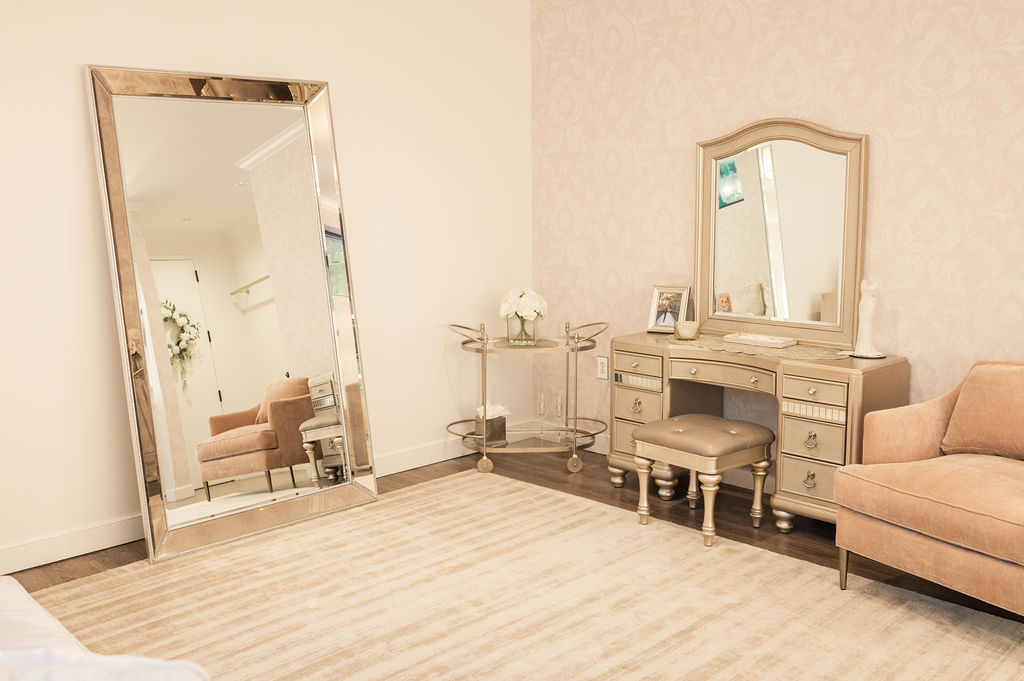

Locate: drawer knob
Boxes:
[808,387,817,396]
[631,398,643,415]
[749,376,759,385]
[631,360,640,368]
[690,368,698,375]
[803,431,818,449]
[802,471,817,489]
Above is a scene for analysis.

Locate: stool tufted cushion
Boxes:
[633,414,774,457]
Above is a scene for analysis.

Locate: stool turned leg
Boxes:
[749,459,770,528]
[686,469,700,509]
[304,442,322,488]
[698,473,722,547]
[634,455,652,525]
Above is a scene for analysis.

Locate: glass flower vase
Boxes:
[506,314,539,346]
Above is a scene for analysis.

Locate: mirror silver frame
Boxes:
[695,118,867,348]
[88,66,376,561]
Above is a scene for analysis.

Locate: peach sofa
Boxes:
[834,362,1024,616]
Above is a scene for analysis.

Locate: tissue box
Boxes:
[474,415,507,447]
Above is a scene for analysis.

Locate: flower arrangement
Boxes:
[500,288,547,345]
[161,299,201,389]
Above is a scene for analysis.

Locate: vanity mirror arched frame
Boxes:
[695,118,867,348]
[89,66,376,561]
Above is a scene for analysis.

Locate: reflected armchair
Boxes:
[196,377,316,500]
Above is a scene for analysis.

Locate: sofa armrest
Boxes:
[208,405,259,437]
[267,394,315,444]
[862,385,961,465]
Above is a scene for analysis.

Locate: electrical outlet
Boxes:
[596,355,609,380]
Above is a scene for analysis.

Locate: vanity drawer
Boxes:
[670,359,775,395]
[782,376,847,407]
[779,455,838,502]
[613,351,662,378]
[781,416,846,464]
[310,381,335,399]
[613,386,664,423]
[613,419,641,455]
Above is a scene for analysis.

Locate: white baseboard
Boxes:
[374,436,467,477]
[0,513,145,575]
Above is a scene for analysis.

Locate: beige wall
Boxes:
[532,0,1024,431]
[0,0,531,573]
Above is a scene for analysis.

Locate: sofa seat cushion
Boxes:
[835,454,1024,566]
[196,424,277,463]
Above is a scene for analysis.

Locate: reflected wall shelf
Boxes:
[447,322,608,473]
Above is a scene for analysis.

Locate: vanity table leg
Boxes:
[772,509,795,533]
[634,456,652,525]
[686,469,700,509]
[749,459,770,528]
[698,473,722,547]
[654,476,678,501]
[608,465,627,488]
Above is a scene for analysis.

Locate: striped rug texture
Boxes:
[35,472,1024,680]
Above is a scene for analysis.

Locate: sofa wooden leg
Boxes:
[839,548,849,590]
[265,470,274,493]
[204,482,211,502]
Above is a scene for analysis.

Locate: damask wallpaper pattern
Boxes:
[532,0,1024,428]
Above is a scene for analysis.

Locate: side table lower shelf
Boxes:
[446,419,607,472]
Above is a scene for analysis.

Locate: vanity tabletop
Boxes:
[613,332,908,375]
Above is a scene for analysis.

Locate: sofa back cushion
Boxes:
[941,363,1024,460]
[255,377,310,424]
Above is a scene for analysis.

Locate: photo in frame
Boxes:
[648,286,690,333]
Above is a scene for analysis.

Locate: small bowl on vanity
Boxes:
[675,321,700,340]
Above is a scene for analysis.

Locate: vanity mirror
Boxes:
[89,66,376,561]
[695,119,866,348]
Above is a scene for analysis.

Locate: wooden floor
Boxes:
[12,450,1021,622]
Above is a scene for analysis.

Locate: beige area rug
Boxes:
[36,472,1023,680]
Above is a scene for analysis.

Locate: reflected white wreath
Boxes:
[161,299,201,389]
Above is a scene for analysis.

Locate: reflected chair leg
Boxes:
[750,458,770,528]
[634,455,652,525]
[304,442,322,488]
[289,465,297,488]
[839,548,849,590]
[686,468,700,509]
[265,470,273,493]
[698,473,722,547]
[204,482,211,502]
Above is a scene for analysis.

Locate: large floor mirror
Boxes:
[89,67,376,561]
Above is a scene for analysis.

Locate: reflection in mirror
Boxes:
[713,141,846,325]
[90,67,376,560]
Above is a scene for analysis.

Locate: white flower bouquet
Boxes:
[161,299,201,389]
[499,288,548,345]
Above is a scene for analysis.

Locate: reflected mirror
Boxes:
[90,67,376,560]
[696,119,866,347]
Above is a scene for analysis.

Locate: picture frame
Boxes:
[648,286,690,333]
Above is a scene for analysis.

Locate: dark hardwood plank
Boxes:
[11,450,1022,622]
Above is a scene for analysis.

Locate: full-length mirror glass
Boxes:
[90,67,376,560]
[696,119,866,347]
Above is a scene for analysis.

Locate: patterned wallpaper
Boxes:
[532,0,1024,428]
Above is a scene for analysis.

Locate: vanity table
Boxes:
[608,333,909,530]
[610,118,911,531]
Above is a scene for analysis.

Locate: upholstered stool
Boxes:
[633,414,775,546]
